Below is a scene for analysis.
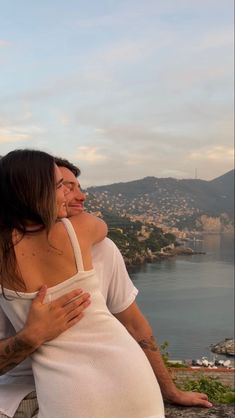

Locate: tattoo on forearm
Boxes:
[138,336,158,352]
[0,337,34,375]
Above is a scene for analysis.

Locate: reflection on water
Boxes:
[192,233,234,264]
[130,234,234,360]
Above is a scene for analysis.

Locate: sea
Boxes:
[129,233,234,362]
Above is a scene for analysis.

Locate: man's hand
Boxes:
[167,388,213,408]
[23,285,91,347]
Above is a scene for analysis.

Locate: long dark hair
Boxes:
[0,149,56,292]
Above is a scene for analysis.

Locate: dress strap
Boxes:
[61,218,84,271]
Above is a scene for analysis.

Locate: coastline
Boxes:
[124,231,234,268]
[125,245,205,269]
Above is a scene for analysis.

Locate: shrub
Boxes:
[160,341,170,366]
[160,341,187,368]
[179,376,235,404]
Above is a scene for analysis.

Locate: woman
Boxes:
[0,149,165,418]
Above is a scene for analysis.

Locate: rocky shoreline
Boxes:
[210,339,235,356]
[125,245,205,268]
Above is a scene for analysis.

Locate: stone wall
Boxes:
[165,404,234,417]
[164,368,235,417]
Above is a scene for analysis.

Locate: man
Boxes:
[0,158,212,418]
[56,158,212,408]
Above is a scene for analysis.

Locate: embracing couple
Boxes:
[0,150,212,418]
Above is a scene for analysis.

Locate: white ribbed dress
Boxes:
[0,219,165,418]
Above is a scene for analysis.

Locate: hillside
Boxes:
[209,169,234,200]
[86,170,234,232]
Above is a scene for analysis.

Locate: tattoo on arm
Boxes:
[0,337,34,375]
[138,335,158,352]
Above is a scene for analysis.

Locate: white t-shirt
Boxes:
[0,238,138,417]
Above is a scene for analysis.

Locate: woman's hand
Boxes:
[22,286,90,347]
[0,287,90,375]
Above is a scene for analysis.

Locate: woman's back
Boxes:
[13,212,105,292]
[1,219,165,418]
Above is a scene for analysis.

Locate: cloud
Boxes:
[195,28,234,51]
[0,0,233,186]
[94,128,106,134]
[75,13,126,29]
[89,124,198,153]
[0,123,43,144]
[73,4,161,29]
[0,40,11,47]
[67,138,234,187]
[59,114,70,126]
[189,146,234,162]
[73,146,107,163]
[160,169,189,178]
[0,129,31,143]
[94,40,151,65]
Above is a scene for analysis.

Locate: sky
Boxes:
[0,0,234,187]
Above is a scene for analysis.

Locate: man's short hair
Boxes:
[54,157,81,178]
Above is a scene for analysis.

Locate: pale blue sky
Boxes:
[0,0,234,186]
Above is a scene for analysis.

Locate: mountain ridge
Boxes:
[86,169,234,231]
[88,169,234,190]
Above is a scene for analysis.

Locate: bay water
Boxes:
[130,234,234,361]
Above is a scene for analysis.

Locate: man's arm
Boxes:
[0,331,38,375]
[115,302,213,408]
[93,238,212,408]
[0,286,90,375]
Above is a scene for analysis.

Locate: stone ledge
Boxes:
[165,404,235,417]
